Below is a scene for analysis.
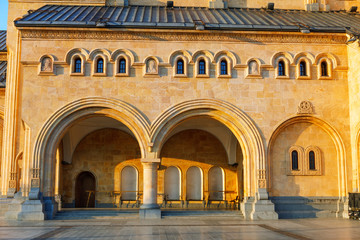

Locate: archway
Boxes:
[29,97,149,218]
[75,171,96,208]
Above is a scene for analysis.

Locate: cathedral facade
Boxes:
[1,0,360,220]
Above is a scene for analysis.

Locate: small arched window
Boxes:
[309,151,316,170]
[119,58,126,74]
[177,59,184,74]
[198,59,206,75]
[278,60,285,76]
[220,60,227,75]
[96,58,104,73]
[74,58,82,73]
[291,150,299,170]
[300,61,307,76]
[321,61,328,77]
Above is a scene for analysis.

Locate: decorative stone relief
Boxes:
[249,60,259,75]
[146,59,157,74]
[41,57,53,72]
[297,101,314,114]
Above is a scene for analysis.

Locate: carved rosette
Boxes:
[257,169,267,188]
[297,101,314,114]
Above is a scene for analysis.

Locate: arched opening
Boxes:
[159,116,243,209]
[75,171,96,208]
[186,166,203,200]
[321,61,328,76]
[164,166,181,200]
[96,58,104,73]
[291,150,299,170]
[121,166,138,200]
[208,166,224,200]
[119,58,126,73]
[176,59,184,75]
[198,59,206,75]
[299,61,307,76]
[278,60,285,76]
[220,60,227,75]
[74,58,82,73]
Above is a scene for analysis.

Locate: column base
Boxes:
[17,200,45,221]
[250,199,278,220]
[5,191,26,220]
[139,204,161,219]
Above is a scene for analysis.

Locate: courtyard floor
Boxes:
[1,214,360,240]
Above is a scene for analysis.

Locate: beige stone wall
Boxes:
[160,129,238,201]
[61,128,142,205]
[15,30,352,197]
[270,122,338,197]
[347,42,360,192]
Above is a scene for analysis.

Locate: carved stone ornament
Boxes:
[31,178,40,188]
[297,101,314,114]
[41,57,53,72]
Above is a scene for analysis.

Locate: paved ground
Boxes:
[1,216,360,240]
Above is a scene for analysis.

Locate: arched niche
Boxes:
[208,166,224,200]
[186,166,203,200]
[164,166,181,200]
[121,166,138,200]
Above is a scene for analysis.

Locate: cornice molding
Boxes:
[20,29,347,44]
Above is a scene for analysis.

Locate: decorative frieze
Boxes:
[20,30,347,44]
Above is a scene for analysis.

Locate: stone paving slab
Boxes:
[0,218,360,239]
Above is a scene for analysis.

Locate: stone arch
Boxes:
[88,48,111,62]
[31,97,150,199]
[293,52,315,65]
[213,50,238,65]
[111,49,136,64]
[315,52,339,69]
[65,48,89,65]
[271,51,293,68]
[191,50,214,63]
[268,115,347,196]
[168,50,192,65]
[150,98,266,197]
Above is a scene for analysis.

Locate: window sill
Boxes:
[93,73,106,77]
[318,76,332,80]
[115,73,129,77]
[70,72,84,76]
[276,75,290,80]
[196,74,210,78]
[39,71,55,76]
[174,74,188,78]
[246,74,262,79]
[218,74,232,78]
[297,76,311,80]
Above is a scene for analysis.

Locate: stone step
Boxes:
[162,210,243,219]
[54,210,139,220]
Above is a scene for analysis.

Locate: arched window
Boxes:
[220,60,227,75]
[96,58,104,73]
[119,58,126,73]
[121,166,138,200]
[208,167,224,201]
[278,60,285,76]
[291,150,299,170]
[198,59,206,75]
[321,61,328,76]
[164,166,181,200]
[300,61,307,76]
[74,58,82,73]
[176,59,184,74]
[309,151,316,170]
[186,166,202,200]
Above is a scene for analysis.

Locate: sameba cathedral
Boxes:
[1,0,360,220]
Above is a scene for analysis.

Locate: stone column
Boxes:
[139,159,161,219]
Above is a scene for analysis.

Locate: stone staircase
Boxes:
[0,198,11,217]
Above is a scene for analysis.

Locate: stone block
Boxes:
[139,208,161,219]
[17,200,45,221]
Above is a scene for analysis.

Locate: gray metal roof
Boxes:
[0,61,6,88]
[14,5,360,32]
[0,31,6,51]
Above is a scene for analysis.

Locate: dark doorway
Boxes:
[75,171,96,208]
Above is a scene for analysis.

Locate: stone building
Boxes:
[1,0,360,220]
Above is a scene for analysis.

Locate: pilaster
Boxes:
[1,30,21,197]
